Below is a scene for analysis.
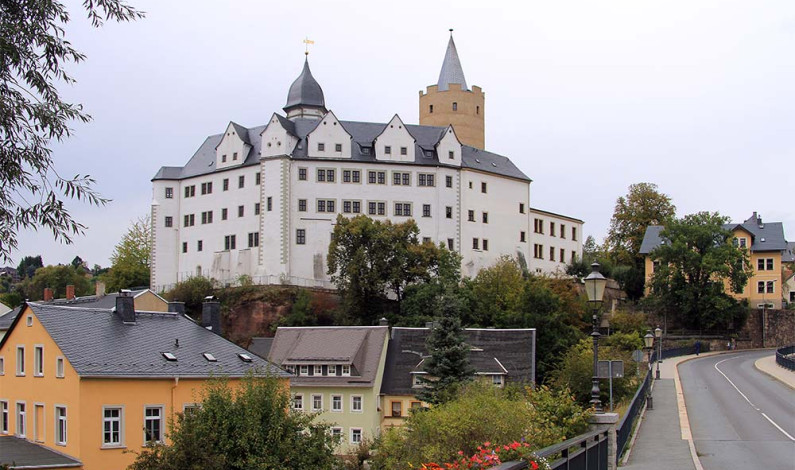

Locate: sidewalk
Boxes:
[621,350,794,468]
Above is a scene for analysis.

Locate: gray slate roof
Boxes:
[248,337,274,359]
[284,58,326,111]
[44,289,163,310]
[381,327,535,396]
[0,303,287,378]
[266,326,389,388]
[640,215,789,255]
[0,306,20,331]
[437,35,468,91]
[784,242,795,263]
[0,436,82,468]
[152,118,530,183]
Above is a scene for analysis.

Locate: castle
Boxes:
[150,35,583,291]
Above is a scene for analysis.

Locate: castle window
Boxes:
[481,182,487,193]
[298,168,307,181]
[238,175,245,188]
[472,238,479,250]
[385,146,391,155]
[255,172,261,185]
[447,239,454,250]
[223,178,229,191]
[222,154,227,163]
[335,143,342,152]
[477,106,480,115]
[197,240,203,252]
[423,204,431,217]
[318,143,325,152]
[298,199,307,212]
[232,152,238,161]
[224,235,236,250]
[164,216,172,228]
[221,208,228,220]
[483,239,489,251]
[446,176,453,187]
[449,151,454,160]
[482,212,488,224]
[400,146,407,155]
[519,203,525,214]
[165,187,173,199]
[452,102,458,111]
[296,229,306,245]
[182,242,187,253]
[468,210,475,222]
[446,206,452,219]
[429,105,433,113]
[520,231,526,242]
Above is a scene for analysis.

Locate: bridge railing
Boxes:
[490,429,609,470]
[776,345,795,371]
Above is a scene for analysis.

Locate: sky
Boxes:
[11,0,795,268]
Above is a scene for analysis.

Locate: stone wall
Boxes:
[737,308,795,349]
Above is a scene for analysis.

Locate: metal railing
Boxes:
[491,429,609,470]
[616,369,651,462]
[776,345,795,371]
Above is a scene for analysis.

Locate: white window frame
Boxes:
[16,346,25,376]
[350,427,363,444]
[314,365,323,376]
[26,315,33,327]
[182,403,201,415]
[331,426,343,442]
[143,405,165,444]
[328,364,337,375]
[1,401,8,434]
[102,405,124,448]
[492,375,504,386]
[311,394,323,412]
[33,345,44,377]
[15,401,26,438]
[55,405,67,446]
[0,356,4,375]
[341,365,351,376]
[331,394,343,412]
[351,395,363,413]
[299,365,309,376]
[293,394,304,411]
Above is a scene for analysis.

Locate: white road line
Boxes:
[714,357,795,442]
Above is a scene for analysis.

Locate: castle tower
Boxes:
[284,57,327,121]
[419,32,485,149]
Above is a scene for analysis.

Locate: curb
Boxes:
[753,356,795,391]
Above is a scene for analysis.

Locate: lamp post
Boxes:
[655,326,662,380]
[584,262,607,413]
[644,330,655,409]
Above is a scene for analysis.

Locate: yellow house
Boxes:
[0,295,287,470]
[45,285,170,312]
[640,212,789,309]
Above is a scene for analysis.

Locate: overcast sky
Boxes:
[11,0,794,268]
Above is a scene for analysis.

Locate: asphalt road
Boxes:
[679,350,795,470]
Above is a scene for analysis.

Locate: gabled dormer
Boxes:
[435,124,463,167]
[374,114,415,162]
[260,113,298,158]
[216,121,252,169]
[306,111,352,158]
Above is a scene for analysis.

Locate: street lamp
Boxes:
[584,262,607,413]
[654,326,662,380]
[643,330,655,409]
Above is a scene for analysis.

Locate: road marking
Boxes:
[714,357,795,442]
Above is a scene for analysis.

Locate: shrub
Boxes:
[163,276,215,317]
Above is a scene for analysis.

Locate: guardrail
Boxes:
[775,345,795,371]
[491,429,609,470]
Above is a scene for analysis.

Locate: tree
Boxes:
[102,215,151,291]
[462,256,525,327]
[327,215,458,324]
[19,264,91,300]
[129,374,339,470]
[163,276,214,317]
[605,183,676,266]
[16,255,43,279]
[416,293,474,405]
[646,212,752,330]
[0,0,144,263]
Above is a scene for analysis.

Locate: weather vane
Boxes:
[303,37,314,56]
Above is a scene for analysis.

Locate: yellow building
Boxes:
[0,295,287,470]
[640,212,790,309]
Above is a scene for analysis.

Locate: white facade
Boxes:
[150,56,583,292]
[528,208,584,275]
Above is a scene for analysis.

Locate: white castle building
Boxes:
[150,37,583,291]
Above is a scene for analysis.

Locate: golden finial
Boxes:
[303,37,315,56]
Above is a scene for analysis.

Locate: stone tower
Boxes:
[419,32,485,149]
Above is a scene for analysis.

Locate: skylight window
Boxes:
[203,353,217,362]
[162,352,177,361]
[238,353,253,363]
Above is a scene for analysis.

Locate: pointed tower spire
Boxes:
[284,56,327,120]
[437,29,468,91]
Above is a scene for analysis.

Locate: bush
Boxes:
[163,276,215,317]
[371,383,589,470]
[609,310,648,335]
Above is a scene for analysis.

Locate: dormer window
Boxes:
[328,364,337,375]
[341,365,351,376]
[300,365,309,376]
[314,365,322,376]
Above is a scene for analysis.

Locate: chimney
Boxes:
[95,281,106,297]
[168,301,185,315]
[379,317,389,326]
[65,284,75,301]
[201,296,222,335]
[115,290,136,324]
[43,288,53,302]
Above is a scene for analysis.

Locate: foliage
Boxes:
[0,0,144,262]
[163,276,215,317]
[608,310,648,335]
[0,291,23,309]
[327,215,459,324]
[371,383,590,470]
[605,183,676,266]
[417,292,474,405]
[551,337,640,407]
[16,255,43,280]
[128,373,338,470]
[102,215,151,291]
[421,441,547,470]
[565,238,614,280]
[462,256,525,327]
[19,264,91,300]
[273,288,337,327]
[645,212,752,330]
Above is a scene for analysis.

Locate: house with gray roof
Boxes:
[0,295,287,470]
[640,212,790,308]
[258,325,390,452]
[149,35,583,292]
[380,327,535,428]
